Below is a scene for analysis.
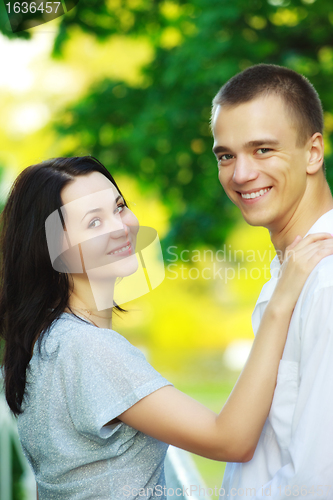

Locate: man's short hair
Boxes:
[211,64,324,147]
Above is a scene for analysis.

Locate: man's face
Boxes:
[212,94,310,234]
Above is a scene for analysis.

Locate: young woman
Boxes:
[1,156,333,500]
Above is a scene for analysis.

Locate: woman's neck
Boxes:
[68,304,113,329]
[67,276,115,329]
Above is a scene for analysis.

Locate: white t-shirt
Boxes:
[17,313,172,499]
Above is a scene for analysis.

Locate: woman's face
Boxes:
[60,171,139,281]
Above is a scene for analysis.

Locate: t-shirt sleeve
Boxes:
[59,324,172,439]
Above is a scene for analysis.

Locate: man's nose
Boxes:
[232,155,259,185]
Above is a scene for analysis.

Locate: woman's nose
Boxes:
[108,211,126,230]
[109,216,128,239]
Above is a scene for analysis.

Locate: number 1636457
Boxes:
[6,2,61,14]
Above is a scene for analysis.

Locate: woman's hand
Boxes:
[272,233,333,311]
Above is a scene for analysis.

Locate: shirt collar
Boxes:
[255,208,333,307]
[303,208,333,237]
[254,257,279,308]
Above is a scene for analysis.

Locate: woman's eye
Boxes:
[88,218,101,229]
[114,203,126,215]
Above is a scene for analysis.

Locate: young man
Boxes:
[211,64,333,497]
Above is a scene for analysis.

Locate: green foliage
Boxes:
[3,0,333,246]
[12,438,25,500]
[0,436,25,500]
[0,0,30,38]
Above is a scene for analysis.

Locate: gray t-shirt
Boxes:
[17,313,172,499]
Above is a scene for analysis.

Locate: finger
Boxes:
[294,232,333,249]
[290,240,333,263]
[284,235,302,259]
[286,235,302,251]
[284,233,333,260]
[301,247,333,275]
[284,240,333,275]
[300,239,333,263]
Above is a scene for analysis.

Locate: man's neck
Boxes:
[271,180,333,260]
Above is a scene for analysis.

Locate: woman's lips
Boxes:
[108,242,132,256]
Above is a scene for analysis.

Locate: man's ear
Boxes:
[306,133,324,175]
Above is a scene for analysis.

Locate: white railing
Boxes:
[165,446,207,499]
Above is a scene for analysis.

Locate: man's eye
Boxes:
[88,218,101,228]
[219,154,234,162]
[257,148,271,155]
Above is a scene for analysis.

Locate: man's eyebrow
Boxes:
[80,195,123,222]
[212,145,230,156]
[212,139,280,156]
[244,139,280,148]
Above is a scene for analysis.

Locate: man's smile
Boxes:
[237,187,272,200]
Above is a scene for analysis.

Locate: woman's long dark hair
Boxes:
[0,156,127,415]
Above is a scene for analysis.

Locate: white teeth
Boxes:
[110,244,130,255]
[241,187,271,199]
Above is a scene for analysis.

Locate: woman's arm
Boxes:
[118,233,333,462]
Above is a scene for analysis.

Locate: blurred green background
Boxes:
[1,0,333,497]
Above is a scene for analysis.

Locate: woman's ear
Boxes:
[306,133,324,175]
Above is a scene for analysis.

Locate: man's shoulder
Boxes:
[294,255,333,316]
[303,254,333,295]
